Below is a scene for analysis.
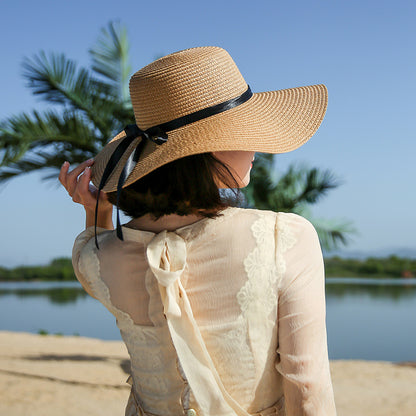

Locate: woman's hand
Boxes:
[59,159,114,230]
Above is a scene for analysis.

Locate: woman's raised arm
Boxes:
[59,160,114,230]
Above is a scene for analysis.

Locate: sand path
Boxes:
[0,331,415,415]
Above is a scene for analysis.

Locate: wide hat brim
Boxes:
[91,83,327,192]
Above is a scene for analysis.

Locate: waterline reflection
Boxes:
[0,280,415,361]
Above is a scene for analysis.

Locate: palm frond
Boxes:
[307,217,357,251]
[23,52,89,104]
[0,21,136,186]
[89,21,131,103]
[22,52,117,135]
[0,150,65,182]
[0,115,32,165]
[0,144,97,183]
[0,110,98,172]
[242,156,354,249]
[296,168,339,204]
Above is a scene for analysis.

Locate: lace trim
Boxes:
[275,213,297,288]
[78,237,114,313]
[237,212,277,322]
[177,358,191,411]
[78,234,173,335]
[78,234,186,415]
[230,212,280,406]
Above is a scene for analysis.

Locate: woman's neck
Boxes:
[125,213,204,233]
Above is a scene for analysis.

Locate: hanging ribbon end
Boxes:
[94,193,101,250]
[116,225,124,241]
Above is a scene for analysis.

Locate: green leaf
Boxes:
[22,51,126,136]
[0,110,98,172]
[23,52,90,105]
[311,217,357,251]
[89,21,131,104]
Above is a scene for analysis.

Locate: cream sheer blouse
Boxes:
[72,207,336,416]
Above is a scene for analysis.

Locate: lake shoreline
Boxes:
[2,280,416,361]
[1,331,415,416]
[2,253,416,281]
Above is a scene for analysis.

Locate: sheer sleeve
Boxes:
[275,214,336,415]
[72,226,109,299]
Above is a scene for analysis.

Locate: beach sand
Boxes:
[0,331,415,416]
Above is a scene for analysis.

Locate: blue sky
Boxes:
[1,0,415,266]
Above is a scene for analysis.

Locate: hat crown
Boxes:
[129,47,248,129]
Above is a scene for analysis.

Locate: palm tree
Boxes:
[0,21,134,181]
[0,21,353,250]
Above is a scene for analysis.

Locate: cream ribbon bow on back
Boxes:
[147,231,252,416]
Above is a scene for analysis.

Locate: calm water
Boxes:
[1,279,416,362]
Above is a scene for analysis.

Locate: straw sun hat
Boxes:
[91,46,327,194]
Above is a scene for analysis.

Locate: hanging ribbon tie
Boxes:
[93,85,253,249]
[94,124,168,248]
[147,231,187,318]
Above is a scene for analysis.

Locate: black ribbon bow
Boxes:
[94,85,253,248]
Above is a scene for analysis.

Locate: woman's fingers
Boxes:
[58,161,70,189]
[72,167,93,206]
[63,159,94,196]
[59,159,112,214]
[77,167,91,196]
[70,159,94,177]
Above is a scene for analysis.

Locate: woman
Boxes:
[60,47,337,415]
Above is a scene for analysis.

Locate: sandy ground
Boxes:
[0,331,415,416]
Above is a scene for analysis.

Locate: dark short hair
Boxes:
[106,153,239,219]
